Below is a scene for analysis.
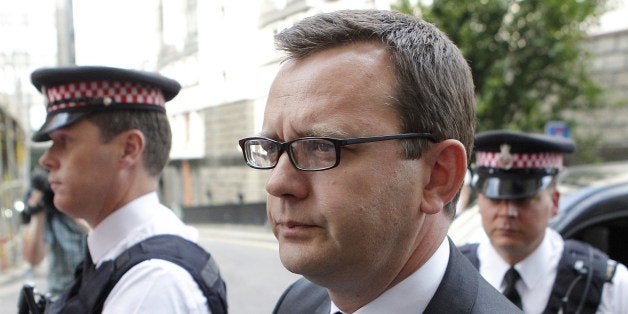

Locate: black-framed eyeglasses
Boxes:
[238,133,437,171]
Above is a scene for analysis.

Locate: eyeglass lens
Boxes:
[246,139,279,168]
[245,138,337,170]
[291,139,336,170]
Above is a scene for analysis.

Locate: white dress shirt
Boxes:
[478,228,628,314]
[330,238,450,314]
[87,192,210,314]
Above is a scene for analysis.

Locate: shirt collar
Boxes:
[479,228,563,290]
[330,238,450,314]
[87,192,160,265]
[516,228,563,289]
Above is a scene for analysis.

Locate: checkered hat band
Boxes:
[43,81,166,112]
[476,151,564,169]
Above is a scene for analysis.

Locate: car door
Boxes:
[551,182,628,265]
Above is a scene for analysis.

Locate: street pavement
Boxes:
[0,223,301,314]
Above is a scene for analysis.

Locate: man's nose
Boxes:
[38,149,54,171]
[265,153,308,199]
[496,200,519,218]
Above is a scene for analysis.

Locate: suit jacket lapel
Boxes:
[424,237,478,313]
[316,298,331,314]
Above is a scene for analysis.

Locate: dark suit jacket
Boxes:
[273,238,522,313]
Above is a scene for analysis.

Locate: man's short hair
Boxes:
[275,10,476,217]
[86,110,172,177]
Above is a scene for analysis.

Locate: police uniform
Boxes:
[86,193,210,313]
[461,130,628,314]
[29,66,227,313]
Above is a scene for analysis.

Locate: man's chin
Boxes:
[491,235,521,249]
[279,244,324,275]
[53,199,75,216]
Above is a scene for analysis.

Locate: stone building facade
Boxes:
[568,29,628,161]
[158,0,393,217]
[156,1,628,222]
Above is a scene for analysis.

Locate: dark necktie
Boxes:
[503,267,522,309]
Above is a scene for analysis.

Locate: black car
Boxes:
[551,161,628,265]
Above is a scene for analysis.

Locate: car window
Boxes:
[568,217,628,266]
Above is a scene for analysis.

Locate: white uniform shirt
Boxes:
[87,192,210,314]
[330,238,449,314]
[478,228,628,314]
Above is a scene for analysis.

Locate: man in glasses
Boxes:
[460,130,628,313]
[239,9,520,313]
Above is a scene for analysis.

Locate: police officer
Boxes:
[460,130,628,313]
[29,66,227,313]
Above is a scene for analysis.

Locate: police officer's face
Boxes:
[38,119,123,226]
[263,42,429,288]
[478,186,559,261]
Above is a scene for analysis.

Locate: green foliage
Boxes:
[392,0,608,134]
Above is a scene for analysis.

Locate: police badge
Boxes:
[498,144,514,170]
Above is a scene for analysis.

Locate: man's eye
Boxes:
[511,198,532,207]
[50,135,68,145]
[311,141,334,152]
[261,142,278,153]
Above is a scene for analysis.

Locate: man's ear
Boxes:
[420,139,467,215]
[118,129,145,168]
[550,187,560,217]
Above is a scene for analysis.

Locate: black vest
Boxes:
[459,240,617,314]
[45,234,228,314]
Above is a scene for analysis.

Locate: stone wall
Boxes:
[162,99,269,212]
[567,29,628,162]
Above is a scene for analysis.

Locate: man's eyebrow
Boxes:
[304,127,350,138]
[256,126,353,141]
